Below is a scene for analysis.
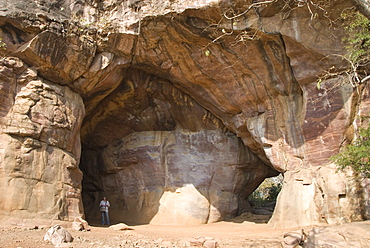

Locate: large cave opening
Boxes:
[79,67,279,225]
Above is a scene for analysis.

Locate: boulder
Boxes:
[189,237,219,248]
[282,230,305,248]
[304,221,370,247]
[72,217,90,231]
[109,223,134,231]
[44,225,73,246]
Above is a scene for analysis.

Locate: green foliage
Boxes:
[342,11,370,64]
[248,191,265,208]
[0,38,6,57]
[0,38,6,50]
[248,176,282,207]
[266,183,282,202]
[316,79,322,90]
[333,11,370,176]
[331,124,370,178]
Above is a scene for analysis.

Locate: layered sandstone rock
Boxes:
[82,129,275,225]
[0,57,84,221]
[80,69,277,224]
[0,0,369,228]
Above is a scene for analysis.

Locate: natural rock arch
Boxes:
[79,67,279,225]
[0,0,369,228]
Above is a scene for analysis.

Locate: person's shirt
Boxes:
[99,200,110,212]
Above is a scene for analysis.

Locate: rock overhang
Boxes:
[0,0,368,227]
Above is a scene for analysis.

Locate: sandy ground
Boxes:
[0,214,292,248]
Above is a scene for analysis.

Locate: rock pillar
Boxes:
[0,58,85,221]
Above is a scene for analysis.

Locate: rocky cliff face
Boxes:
[0,57,84,221]
[0,0,369,227]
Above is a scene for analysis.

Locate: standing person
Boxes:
[99,196,110,226]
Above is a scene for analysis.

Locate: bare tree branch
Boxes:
[223,0,276,20]
[361,74,370,83]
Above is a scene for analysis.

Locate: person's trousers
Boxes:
[101,211,110,225]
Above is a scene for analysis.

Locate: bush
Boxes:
[248,176,282,207]
[342,10,370,64]
[331,124,370,178]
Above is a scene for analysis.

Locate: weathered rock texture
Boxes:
[83,130,274,225]
[304,221,370,247]
[0,58,84,221]
[0,0,369,228]
[80,69,277,224]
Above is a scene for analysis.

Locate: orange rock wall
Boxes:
[0,0,368,227]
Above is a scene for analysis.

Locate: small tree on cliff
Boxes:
[316,8,370,89]
[340,9,370,86]
[331,124,370,178]
[330,9,370,178]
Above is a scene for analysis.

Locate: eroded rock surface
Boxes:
[0,0,369,228]
[0,57,84,221]
[80,69,277,224]
[304,221,370,248]
[83,130,275,224]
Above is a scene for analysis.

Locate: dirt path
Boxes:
[0,216,291,248]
